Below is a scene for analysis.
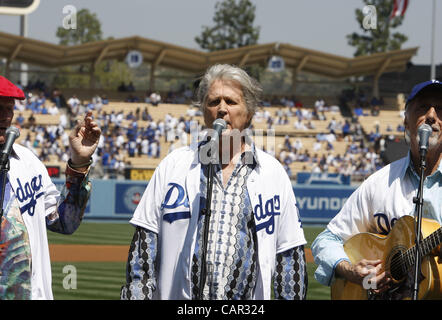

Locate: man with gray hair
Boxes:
[121,64,307,300]
[311,80,442,299]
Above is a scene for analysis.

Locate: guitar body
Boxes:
[331,215,442,300]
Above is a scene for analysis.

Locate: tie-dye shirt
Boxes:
[0,177,32,299]
[0,145,91,299]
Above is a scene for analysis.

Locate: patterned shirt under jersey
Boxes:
[0,174,32,299]
[191,150,258,300]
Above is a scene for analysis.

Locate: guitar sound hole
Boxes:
[389,250,406,281]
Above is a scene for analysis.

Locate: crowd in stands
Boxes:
[65,93,209,179]
[251,97,341,130]
[13,83,406,182]
[117,82,193,106]
[271,98,387,181]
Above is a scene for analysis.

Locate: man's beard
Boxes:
[405,128,439,149]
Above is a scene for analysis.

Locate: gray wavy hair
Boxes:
[194,64,263,116]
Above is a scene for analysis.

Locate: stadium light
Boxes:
[0,0,40,15]
[267,42,285,72]
[267,56,285,72]
[126,50,144,69]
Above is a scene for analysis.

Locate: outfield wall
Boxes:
[53,179,357,225]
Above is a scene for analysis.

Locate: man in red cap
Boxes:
[0,76,26,99]
[0,76,101,299]
[0,76,25,144]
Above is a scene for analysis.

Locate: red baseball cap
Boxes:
[0,76,25,100]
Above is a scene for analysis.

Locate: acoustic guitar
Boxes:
[331,215,442,300]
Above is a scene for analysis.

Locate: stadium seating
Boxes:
[17,90,385,181]
[357,110,405,136]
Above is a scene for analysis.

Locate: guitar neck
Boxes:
[404,226,442,270]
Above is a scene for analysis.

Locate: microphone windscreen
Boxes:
[213,118,227,131]
[417,123,432,150]
[6,126,20,139]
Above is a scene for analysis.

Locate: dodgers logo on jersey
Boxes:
[161,183,190,223]
[374,213,397,235]
[15,175,44,216]
[254,194,280,235]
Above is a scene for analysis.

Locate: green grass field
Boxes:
[48,222,331,300]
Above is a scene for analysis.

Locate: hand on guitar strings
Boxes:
[335,259,392,293]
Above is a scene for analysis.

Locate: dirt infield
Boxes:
[49,244,130,262]
[49,245,314,263]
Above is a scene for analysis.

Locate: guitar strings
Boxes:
[389,244,423,278]
[386,229,441,279]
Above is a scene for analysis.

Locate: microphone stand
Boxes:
[198,139,218,300]
[0,159,10,240]
[411,150,426,300]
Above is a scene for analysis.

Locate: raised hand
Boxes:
[69,111,101,166]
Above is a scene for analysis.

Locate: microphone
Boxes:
[417,124,432,156]
[202,119,226,164]
[0,126,20,168]
[210,118,227,144]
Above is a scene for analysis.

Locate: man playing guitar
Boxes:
[311,80,442,299]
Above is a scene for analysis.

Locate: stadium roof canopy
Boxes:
[0,31,418,94]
